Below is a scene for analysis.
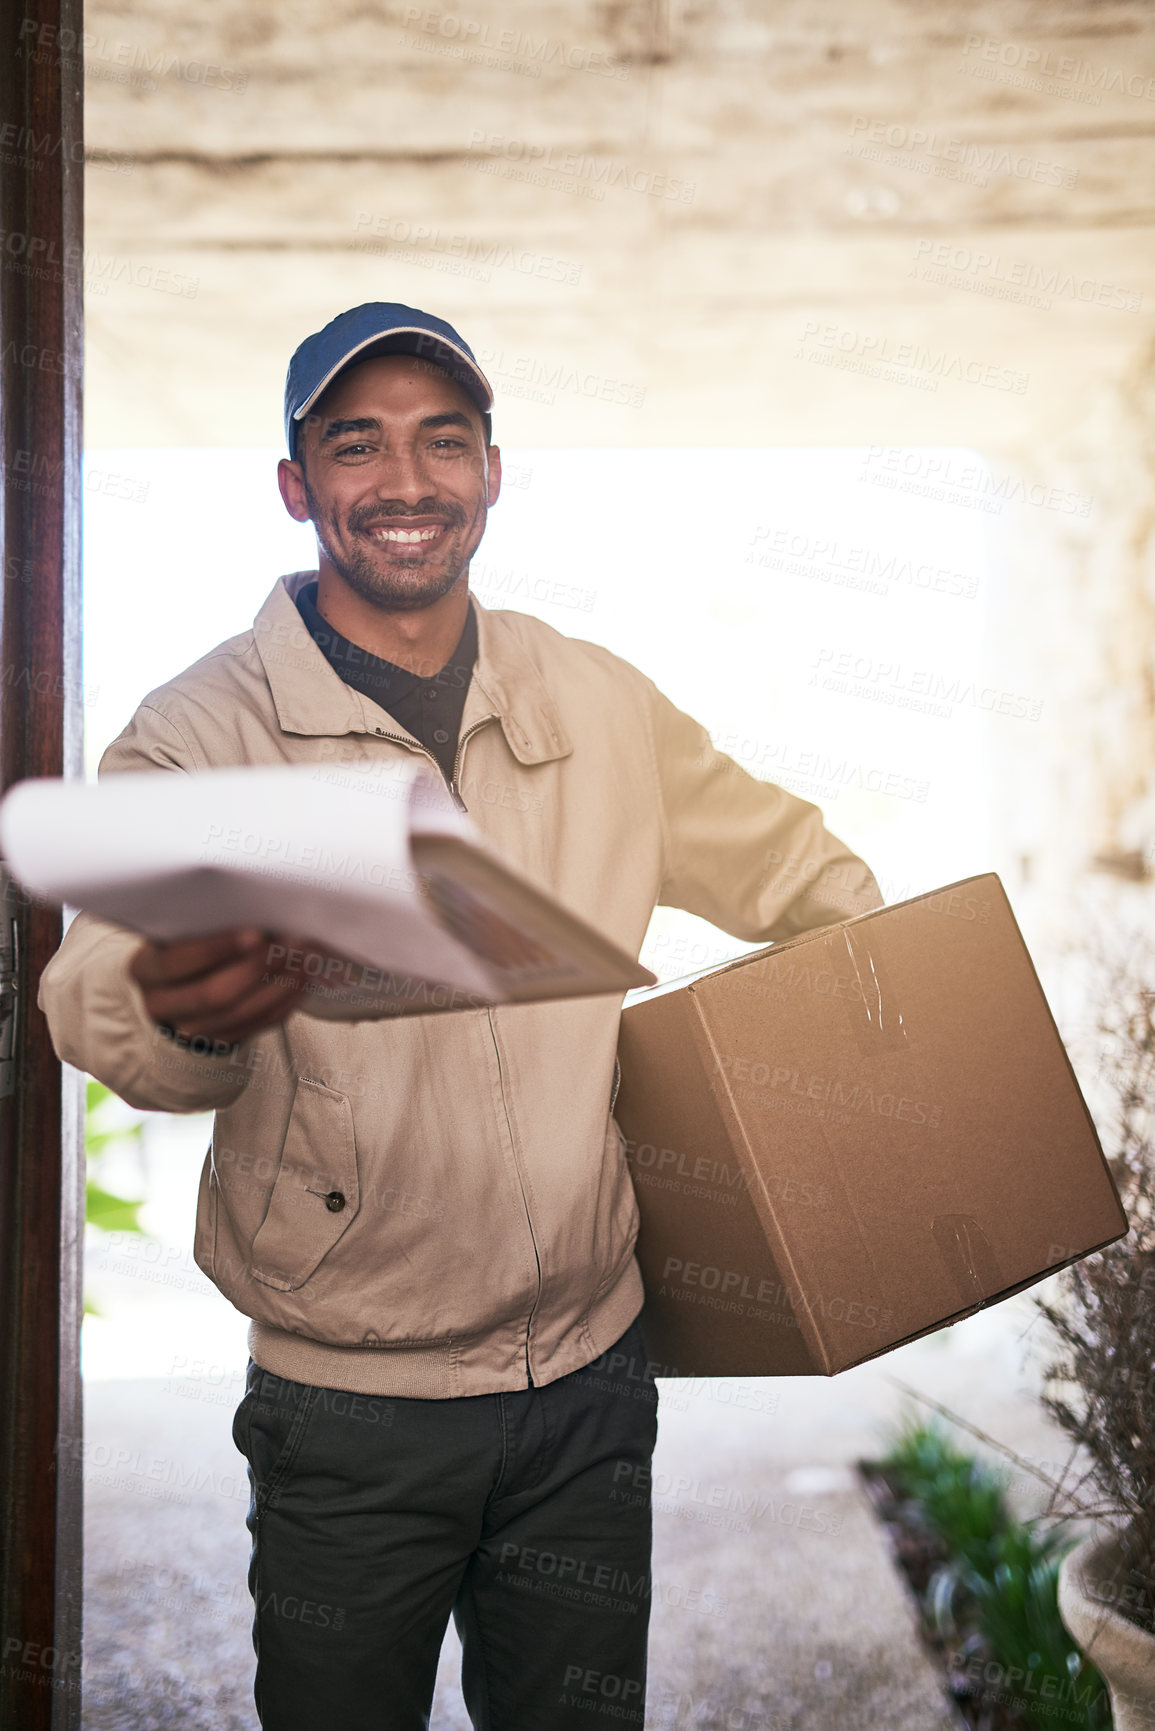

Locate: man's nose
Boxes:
[376,447,436,504]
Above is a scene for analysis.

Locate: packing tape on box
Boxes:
[932,1213,1006,1306]
[840,927,908,1056]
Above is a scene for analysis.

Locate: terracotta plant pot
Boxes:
[1058,1532,1155,1731]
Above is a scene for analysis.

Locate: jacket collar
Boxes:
[253,571,573,767]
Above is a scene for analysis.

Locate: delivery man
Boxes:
[39,302,882,1730]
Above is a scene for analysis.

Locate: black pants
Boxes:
[231,1318,659,1730]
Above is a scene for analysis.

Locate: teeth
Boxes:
[372,526,440,544]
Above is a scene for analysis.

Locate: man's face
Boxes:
[277,353,500,612]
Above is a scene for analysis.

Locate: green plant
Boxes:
[84,1078,148,1314]
[880,1416,1009,1576]
[878,1416,1110,1730]
[964,1527,1109,1731]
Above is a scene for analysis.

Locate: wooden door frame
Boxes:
[0,0,85,1726]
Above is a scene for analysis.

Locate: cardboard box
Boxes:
[615,873,1127,1377]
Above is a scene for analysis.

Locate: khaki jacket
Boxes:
[39,572,882,1396]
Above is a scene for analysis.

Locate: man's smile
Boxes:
[351,514,458,558]
[369,524,445,546]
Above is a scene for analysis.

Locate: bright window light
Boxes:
[83,444,996,912]
[80,444,997,1378]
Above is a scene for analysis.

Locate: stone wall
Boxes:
[72,0,1155,944]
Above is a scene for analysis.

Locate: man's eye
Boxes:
[336,443,373,457]
[430,438,466,451]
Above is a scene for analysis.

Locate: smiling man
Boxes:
[283,344,498,651]
[38,302,883,1730]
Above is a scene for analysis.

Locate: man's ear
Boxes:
[277,457,311,524]
[486,445,502,509]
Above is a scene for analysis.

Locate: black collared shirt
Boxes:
[295,579,478,789]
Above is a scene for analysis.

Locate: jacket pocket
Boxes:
[249,1077,360,1292]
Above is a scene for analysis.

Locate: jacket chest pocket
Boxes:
[249,1077,360,1292]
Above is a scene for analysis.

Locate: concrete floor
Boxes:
[79,1287,1076,1730]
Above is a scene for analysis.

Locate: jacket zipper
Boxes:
[370,713,544,1384]
[485,1014,543,1387]
[367,715,492,810]
[449,719,493,809]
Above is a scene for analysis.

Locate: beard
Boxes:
[304,480,474,612]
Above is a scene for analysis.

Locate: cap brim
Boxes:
[293,326,493,426]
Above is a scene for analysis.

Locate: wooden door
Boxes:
[0,2,85,1726]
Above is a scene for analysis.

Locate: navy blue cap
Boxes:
[284,302,494,459]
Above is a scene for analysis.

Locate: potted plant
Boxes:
[1035,937,1155,1730]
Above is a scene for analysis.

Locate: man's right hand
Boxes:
[128,927,317,1046]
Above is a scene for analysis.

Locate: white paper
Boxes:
[0,762,499,1000]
